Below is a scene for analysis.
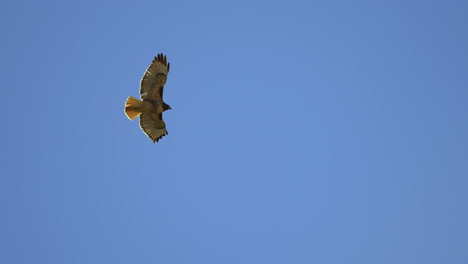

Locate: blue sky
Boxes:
[2,0,468,263]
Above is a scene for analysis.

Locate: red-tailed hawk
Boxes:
[124,53,171,143]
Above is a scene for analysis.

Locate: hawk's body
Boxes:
[125,54,171,143]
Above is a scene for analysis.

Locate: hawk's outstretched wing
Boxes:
[140,53,170,101]
[139,112,168,143]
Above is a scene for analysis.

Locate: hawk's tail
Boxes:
[125,96,142,120]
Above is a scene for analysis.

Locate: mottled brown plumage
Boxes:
[124,53,171,143]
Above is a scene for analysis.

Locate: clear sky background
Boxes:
[2,0,468,263]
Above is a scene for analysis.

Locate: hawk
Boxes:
[124,53,171,143]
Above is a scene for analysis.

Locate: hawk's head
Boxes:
[163,103,172,111]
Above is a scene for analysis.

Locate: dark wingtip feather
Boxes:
[151,130,168,143]
[154,53,169,70]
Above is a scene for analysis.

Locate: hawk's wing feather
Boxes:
[139,113,168,143]
[140,53,170,100]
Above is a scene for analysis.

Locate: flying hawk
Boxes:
[124,53,171,143]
